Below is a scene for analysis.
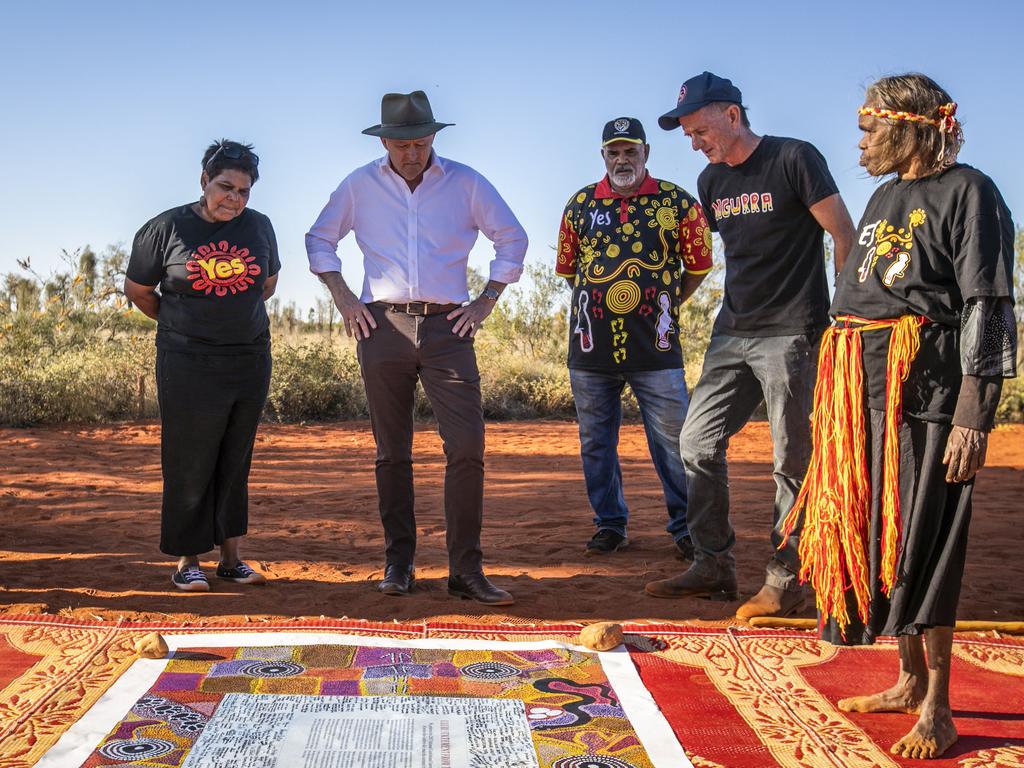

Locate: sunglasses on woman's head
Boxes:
[205,144,259,170]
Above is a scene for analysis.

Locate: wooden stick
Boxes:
[747,617,1024,634]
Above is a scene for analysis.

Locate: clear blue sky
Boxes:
[1,1,1021,310]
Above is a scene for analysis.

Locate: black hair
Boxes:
[201,139,260,183]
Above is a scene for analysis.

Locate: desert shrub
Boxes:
[479,262,570,362]
[678,262,724,387]
[3,242,1020,425]
[265,339,367,421]
[0,334,154,425]
[478,356,574,419]
[996,376,1024,424]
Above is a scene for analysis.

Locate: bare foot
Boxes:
[890,710,958,759]
[838,681,925,714]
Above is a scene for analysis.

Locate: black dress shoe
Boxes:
[379,564,414,596]
[447,572,515,606]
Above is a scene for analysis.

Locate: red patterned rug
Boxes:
[1,616,1022,767]
[632,625,1024,767]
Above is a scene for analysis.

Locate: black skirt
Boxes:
[822,408,973,645]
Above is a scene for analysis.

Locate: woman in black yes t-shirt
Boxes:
[124,140,280,593]
[788,75,1016,760]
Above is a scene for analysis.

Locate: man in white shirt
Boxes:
[306,91,528,606]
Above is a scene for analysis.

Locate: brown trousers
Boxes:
[356,303,485,574]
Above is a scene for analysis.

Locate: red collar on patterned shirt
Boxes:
[594,172,660,200]
[594,173,660,223]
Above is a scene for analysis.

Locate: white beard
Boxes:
[611,169,638,188]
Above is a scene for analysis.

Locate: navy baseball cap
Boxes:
[658,72,743,130]
[602,117,646,146]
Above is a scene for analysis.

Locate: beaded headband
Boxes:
[857,102,959,134]
[859,102,962,168]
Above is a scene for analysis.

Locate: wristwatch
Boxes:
[481,287,500,302]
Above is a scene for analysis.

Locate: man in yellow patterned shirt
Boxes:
[556,117,712,559]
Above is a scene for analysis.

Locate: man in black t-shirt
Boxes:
[644,72,856,620]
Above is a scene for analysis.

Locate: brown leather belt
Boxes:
[372,300,461,316]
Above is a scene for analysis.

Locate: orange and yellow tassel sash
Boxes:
[779,314,925,636]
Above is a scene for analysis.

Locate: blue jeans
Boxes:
[679,332,819,591]
[570,367,690,542]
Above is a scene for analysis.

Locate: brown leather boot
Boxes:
[735,584,806,620]
[645,563,738,601]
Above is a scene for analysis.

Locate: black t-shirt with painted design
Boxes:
[831,164,1015,420]
[832,164,1013,324]
[556,175,713,372]
[127,205,280,353]
[697,136,839,337]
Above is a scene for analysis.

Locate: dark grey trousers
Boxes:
[679,331,820,591]
[357,303,485,575]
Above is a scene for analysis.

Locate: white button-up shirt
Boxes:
[305,153,528,304]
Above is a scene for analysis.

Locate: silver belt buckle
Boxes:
[405,301,428,315]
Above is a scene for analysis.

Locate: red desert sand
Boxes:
[1,421,1022,625]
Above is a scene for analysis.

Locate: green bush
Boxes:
[478,356,574,419]
[0,335,154,425]
[1,245,1022,425]
[996,376,1024,424]
[265,339,367,422]
[259,336,580,422]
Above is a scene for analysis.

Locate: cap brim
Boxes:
[601,137,645,146]
[660,98,744,130]
[361,122,453,139]
[658,104,702,130]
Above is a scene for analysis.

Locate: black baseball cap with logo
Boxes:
[659,72,743,130]
[602,117,646,146]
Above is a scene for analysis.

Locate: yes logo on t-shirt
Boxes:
[588,210,612,230]
[186,240,262,296]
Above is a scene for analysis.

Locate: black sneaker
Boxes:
[586,529,629,554]
[216,561,267,585]
[674,535,695,562]
[172,566,210,592]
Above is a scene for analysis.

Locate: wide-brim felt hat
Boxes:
[362,90,454,139]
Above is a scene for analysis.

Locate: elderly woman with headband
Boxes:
[125,139,280,592]
[783,74,1016,759]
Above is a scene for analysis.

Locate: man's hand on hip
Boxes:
[336,293,377,340]
[447,297,494,338]
[942,425,989,483]
[320,272,377,340]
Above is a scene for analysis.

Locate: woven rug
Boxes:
[1,617,1022,767]
[633,625,1024,767]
